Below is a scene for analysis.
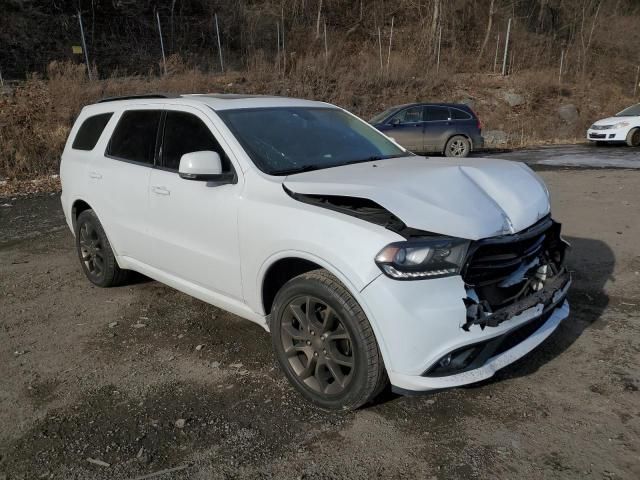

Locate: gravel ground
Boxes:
[0,168,639,480]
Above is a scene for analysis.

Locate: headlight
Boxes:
[375,238,469,280]
[614,121,630,129]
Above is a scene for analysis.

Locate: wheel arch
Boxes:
[71,198,93,232]
[258,251,367,317]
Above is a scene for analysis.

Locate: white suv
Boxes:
[60,94,571,410]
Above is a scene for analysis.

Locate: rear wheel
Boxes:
[270,269,387,410]
[75,209,129,287]
[445,135,471,157]
[626,128,640,147]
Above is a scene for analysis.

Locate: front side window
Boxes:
[424,106,450,121]
[218,107,407,175]
[390,106,424,124]
[162,111,229,171]
[107,110,162,164]
[72,113,113,151]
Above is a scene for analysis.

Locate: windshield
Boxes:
[615,104,640,117]
[369,106,399,124]
[218,107,408,175]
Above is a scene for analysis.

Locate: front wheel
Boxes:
[445,135,471,157]
[626,128,640,147]
[270,269,387,410]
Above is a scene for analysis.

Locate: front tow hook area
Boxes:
[463,268,571,331]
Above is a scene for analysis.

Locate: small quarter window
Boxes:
[450,108,472,120]
[107,110,162,165]
[72,113,113,151]
[162,111,230,171]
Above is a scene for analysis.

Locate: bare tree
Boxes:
[579,0,602,79]
[478,0,496,65]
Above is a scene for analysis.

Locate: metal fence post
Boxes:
[215,13,224,73]
[156,11,167,76]
[78,11,92,80]
[501,18,511,76]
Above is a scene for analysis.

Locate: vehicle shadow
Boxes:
[374,235,614,404]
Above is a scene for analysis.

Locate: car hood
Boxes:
[593,116,639,125]
[283,156,551,240]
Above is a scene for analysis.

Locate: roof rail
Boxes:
[97,94,180,103]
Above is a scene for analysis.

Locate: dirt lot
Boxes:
[1,168,639,480]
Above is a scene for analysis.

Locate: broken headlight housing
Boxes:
[375,238,469,280]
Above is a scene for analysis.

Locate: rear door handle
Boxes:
[151,186,170,196]
[89,171,102,179]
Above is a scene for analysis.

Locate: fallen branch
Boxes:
[127,464,190,480]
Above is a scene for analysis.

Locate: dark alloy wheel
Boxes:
[280,295,355,395]
[445,135,471,157]
[271,269,387,410]
[626,128,640,147]
[75,209,129,287]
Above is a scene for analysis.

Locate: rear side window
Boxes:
[162,111,230,171]
[72,113,113,151]
[107,110,162,164]
[424,106,450,121]
[450,108,472,120]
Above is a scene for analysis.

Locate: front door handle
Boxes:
[89,171,102,179]
[151,186,171,196]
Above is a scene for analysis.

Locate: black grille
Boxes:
[463,218,552,287]
[589,133,606,139]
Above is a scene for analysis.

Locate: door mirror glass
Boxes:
[389,117,402,126]
[179,151,230,181]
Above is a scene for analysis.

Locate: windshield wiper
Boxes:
[341,154,408,166]
[272,165,324,176]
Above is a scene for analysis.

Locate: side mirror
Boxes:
[389,117,401,126]
[178,151,233,182]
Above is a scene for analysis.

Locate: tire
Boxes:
[444,135,471,157]
[270,269,388,410]
[75,209,129,287]
[626,128,640,147]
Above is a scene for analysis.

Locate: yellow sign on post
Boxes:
[72,45,83,54]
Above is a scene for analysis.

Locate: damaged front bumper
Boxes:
[359,268,571,394]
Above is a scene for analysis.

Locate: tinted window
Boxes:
[390,106,424,124]
[425,106,450,121]
[616,104,640,116]
[218,107,407,175]
[162,112,228,171]
[72,113,113,150]
[107,110,162,164]
[450,108,472,120]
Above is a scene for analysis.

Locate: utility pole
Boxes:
[156,11,167,76]
[501,18,512,76]
[78,10,92,80]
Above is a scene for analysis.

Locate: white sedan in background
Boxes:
[587,103,640,146]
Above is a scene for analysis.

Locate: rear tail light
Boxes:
[470,109,482,130]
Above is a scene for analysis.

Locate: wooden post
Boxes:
[276,22,280,70]
[501,18,511,76]
[156,11,167,76]
[386,17,394,74]
[78,11,92,80]
[215,13,224,73]
[493,34,500,73]
[324,22,328,62]
[436,25,442,73]
[378,27,383,72]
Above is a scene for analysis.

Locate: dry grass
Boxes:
[0,47,636,179]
